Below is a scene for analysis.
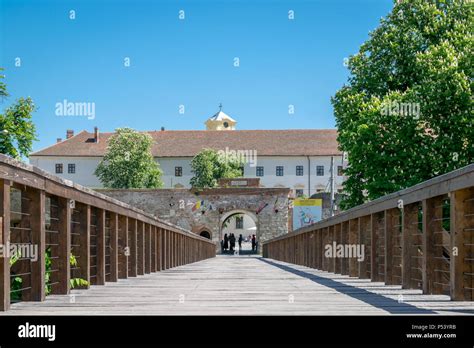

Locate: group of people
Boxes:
[221,233,258,253]
[222,233,237,252]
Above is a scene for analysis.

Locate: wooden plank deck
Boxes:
[3,256,474,315]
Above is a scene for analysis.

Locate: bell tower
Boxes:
[205,104,237,131]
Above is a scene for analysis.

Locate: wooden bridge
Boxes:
[0,154,473,315]
[263,163,474,302]
[0,155,215,312]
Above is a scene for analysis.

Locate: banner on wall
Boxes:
[292,199,322,230]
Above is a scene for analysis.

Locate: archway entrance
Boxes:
[199,230,211,239]
[220,210,258,255]
[103,187,290,253]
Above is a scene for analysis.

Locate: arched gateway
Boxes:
[101,186,290,253]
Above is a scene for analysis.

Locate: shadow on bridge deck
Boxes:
[3,256,473,315]
[259,258,436,315]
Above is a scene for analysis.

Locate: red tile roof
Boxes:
[31,129,341,157]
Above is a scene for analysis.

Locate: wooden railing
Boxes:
[0,154,216,311]
[263,164,474,301]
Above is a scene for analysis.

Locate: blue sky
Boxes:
[0,0,393,152]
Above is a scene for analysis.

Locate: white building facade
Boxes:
[29,111,346,197]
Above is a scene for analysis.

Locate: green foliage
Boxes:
[68,253,89,289]
[70,253,78,267]
[332,0,473,209]
[95,128,163,188]
[10,248,88,301]
[0,70,37,159]
[0,68,7,98]
[9,248,21,266]
[189,148,243,188]
[70,277,89,288]
[222,213,243,229]
[9,249,22,301]
[45,247,52,295]
[10,276,23,301]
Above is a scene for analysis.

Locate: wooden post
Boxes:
[77,203,91,288]
[137,221,144,276]
[109,212,118,282]
[329,226,336,273]
[166,230,173,268]
[349,218,359,277]
[422,196,443,294]
[333,224,340,273]
[358,215,370,279]
[178,233,182,266]
[172,232,176,268]
[54,197,71,294]
[306,233,311,268]
[309,231,314,269]
[151,225,156,273]
[175,232,178,267]
[0,179,11,311]
[157,227,162,271]
[129,219,137,277]
[169,231,173,268]
[316,229,321,269]
[180,234,183,266]
[320,230,326,270]
[23,188,46,301]
[177,234,180,266]
[385,208,396,285]
[163,229,168,270]
[118,215,128,279]
[96,209,106,285]
[300,234,304,266]
[371,213,381,282]
[145,224,151,274]
[402,204,418,289]
[341,222,349,275]
[450,188,473,301]
[185,234,188,264]
[164,230,169,269]
[182,234,185,266]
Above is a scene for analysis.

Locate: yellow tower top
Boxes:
[205,104,237,130]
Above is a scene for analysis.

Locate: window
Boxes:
[296,165,304,176]
[55,164,63,174]
[175,166,183,177]
[316,165,324,176]
[276,166,284,176]
[337,166,343,176]
[235,216,243,229]
[295,189,304,197]
[256,166,264,177]
[68,164,76,174]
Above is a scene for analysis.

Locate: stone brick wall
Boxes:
[98,188,291,251]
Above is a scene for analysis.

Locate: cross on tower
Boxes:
[219,103,223,111]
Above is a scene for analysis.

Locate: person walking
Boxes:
[251,234,256,252]
[223,233,229,253]
[229,233,236,252]
[238,234,243,250]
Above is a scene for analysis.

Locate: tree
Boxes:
[95,128,163,188]
[190,148,242,188]
[332,0,473,209]
[0,68,7,98]
[0,69,37,159]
